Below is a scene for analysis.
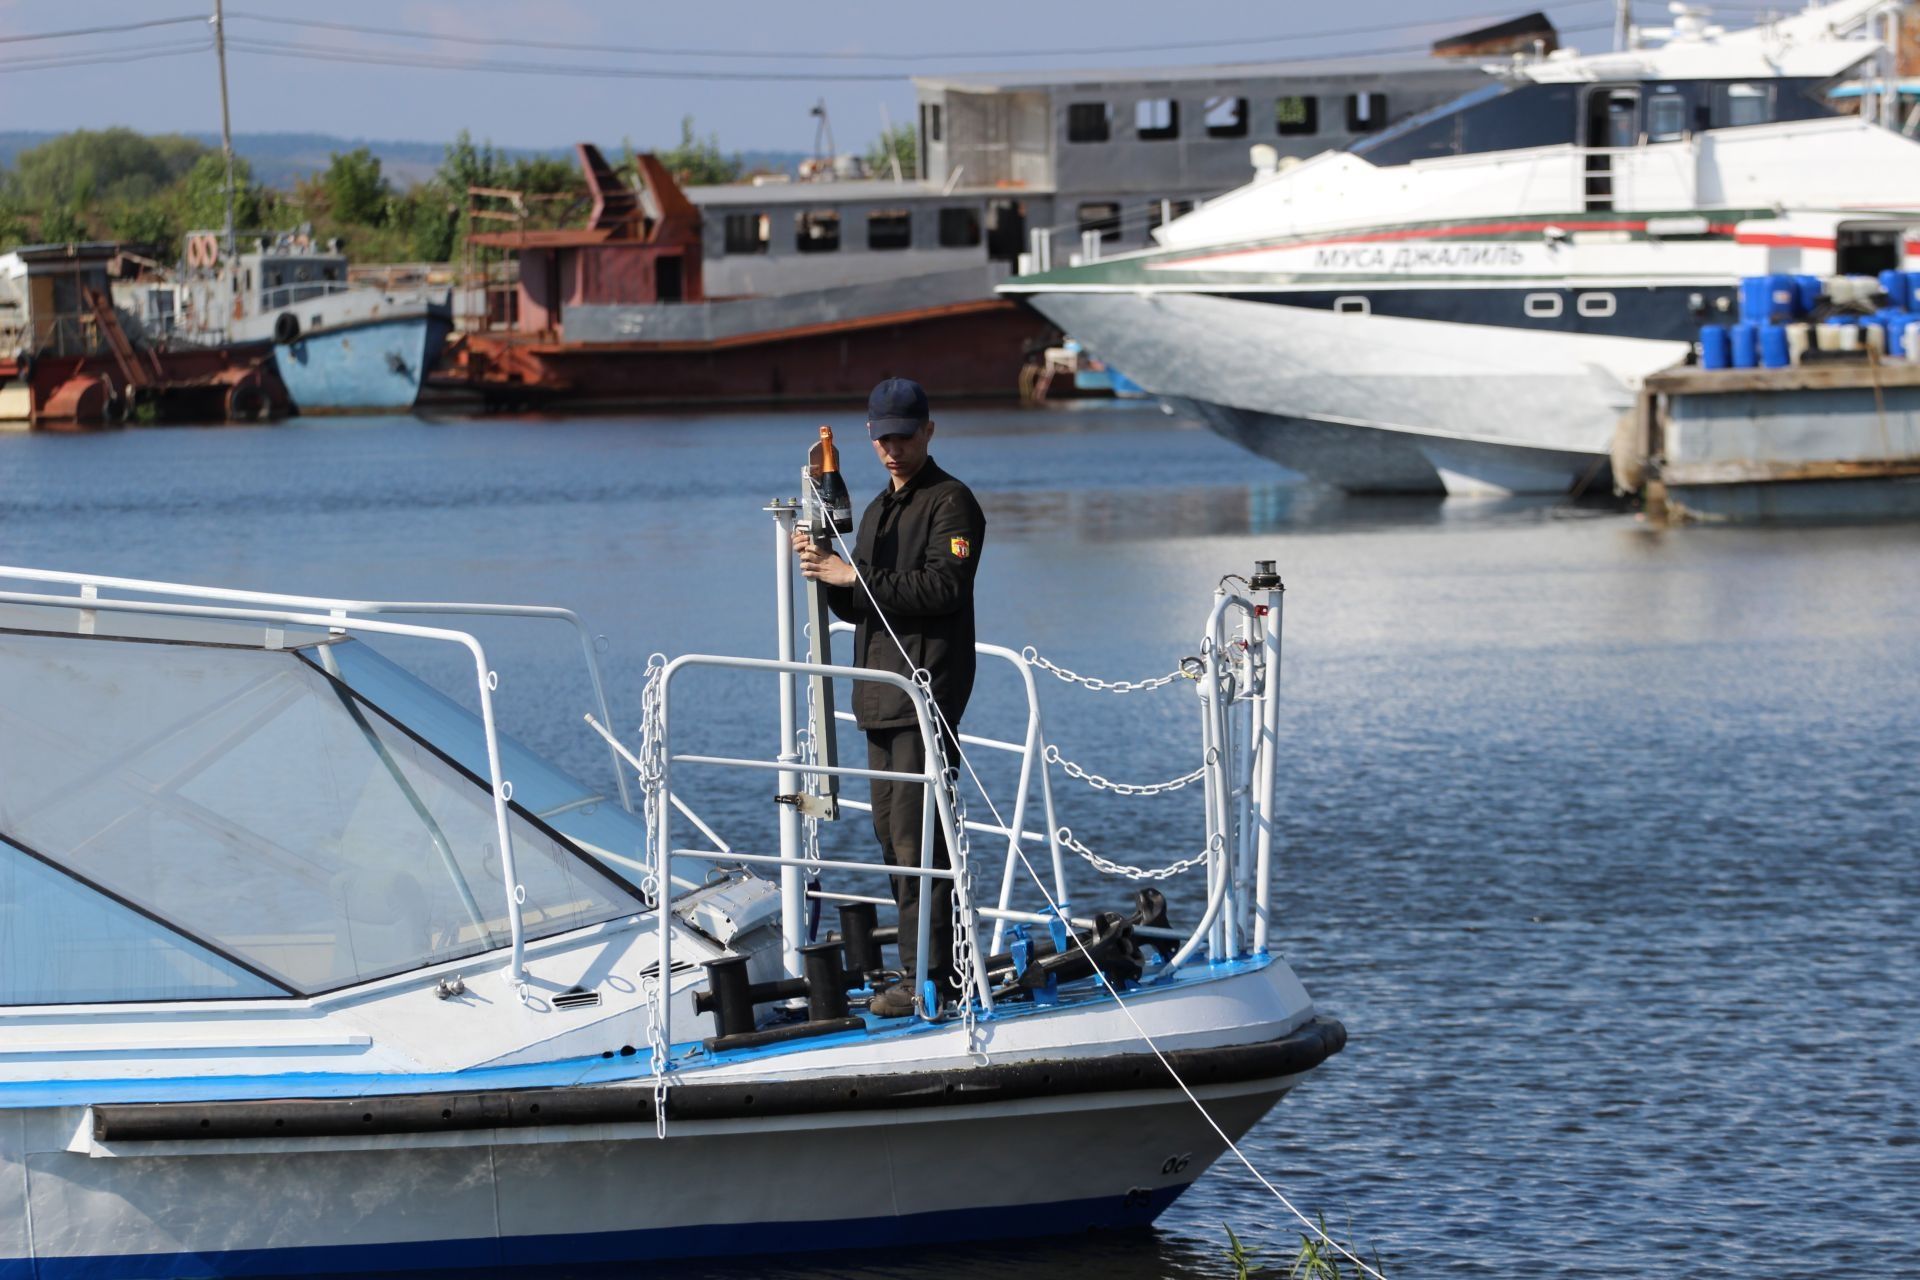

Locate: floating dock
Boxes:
[1620,358,1920,522]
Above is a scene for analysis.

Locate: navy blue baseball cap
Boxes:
[867,377,930,439]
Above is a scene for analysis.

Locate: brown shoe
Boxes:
[867,982,916,1018]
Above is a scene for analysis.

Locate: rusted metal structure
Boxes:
[1,243,287,429]
[434,145,1051,409]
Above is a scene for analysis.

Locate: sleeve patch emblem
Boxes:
[949,536,971,559]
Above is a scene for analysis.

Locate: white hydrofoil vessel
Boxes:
[0,496,1339,1272]
[1002,0,1920,494]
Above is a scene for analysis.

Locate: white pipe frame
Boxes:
[826,620,1068,957]
[0,586,535,987]
[767,504,807,978]
[650,652,994,1064]
[1250,583,1284,955]
[1165,591,1257,978]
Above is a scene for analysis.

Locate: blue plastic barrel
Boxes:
[1738,277,1770,325]
[1907,272,1920,313]
[1759,323,1790,368]
[1795,275,1824,315]
[1882,270,1912,309]
[1730,322,1759,368]
[1699,324,1731,369]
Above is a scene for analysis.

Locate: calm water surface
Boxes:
[2,405,1916,1278]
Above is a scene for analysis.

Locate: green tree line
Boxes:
[0,120,901,265]
[0,127,592,264]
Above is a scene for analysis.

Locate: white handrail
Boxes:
[827,620,1068,956]
[650,652,995,1064]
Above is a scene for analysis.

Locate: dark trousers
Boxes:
[866,723,955,986]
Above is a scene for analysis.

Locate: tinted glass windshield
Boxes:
[0,632,642,999]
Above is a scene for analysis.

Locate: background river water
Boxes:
[2,404,1916,1278]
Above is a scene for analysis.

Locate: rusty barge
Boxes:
[1,243,286,431]
[433,147,1054,409]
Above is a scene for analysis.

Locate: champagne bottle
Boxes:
[813,425,854,538]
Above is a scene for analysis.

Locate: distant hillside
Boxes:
[0,131,808,189]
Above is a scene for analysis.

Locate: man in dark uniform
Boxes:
[794,377,987,1017]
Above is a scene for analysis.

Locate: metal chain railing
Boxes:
[635,654,668,907]
[797,634,826,927]
[1044,743,1206,797]
[927,710,984,1060]
[1021,646,1203,694]
[633,652,673,1137]
[1056,818,1216,883]
[643,969,670,1139]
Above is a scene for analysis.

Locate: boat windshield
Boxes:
[1349,81,1512,158]
[0,630,644,1005]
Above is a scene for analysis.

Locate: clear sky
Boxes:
[0,0,1727,155]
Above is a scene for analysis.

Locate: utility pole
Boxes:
[1614,0,1631,51]
[212,0,237,256]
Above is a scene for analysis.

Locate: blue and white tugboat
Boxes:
[0,489,1342,1272]
[170,228,452,413]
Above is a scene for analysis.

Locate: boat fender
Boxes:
[274,312,301,345]
[703,1014,866,1056]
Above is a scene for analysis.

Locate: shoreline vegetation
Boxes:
[0,117,914,267]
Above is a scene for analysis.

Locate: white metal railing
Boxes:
[829,620,1067,954]
[646,653,994,1062]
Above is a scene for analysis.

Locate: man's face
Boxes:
[872,420,934,486]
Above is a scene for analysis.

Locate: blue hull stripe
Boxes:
[2,1185,1187,1279]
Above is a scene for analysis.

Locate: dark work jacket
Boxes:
[826,458,986,731]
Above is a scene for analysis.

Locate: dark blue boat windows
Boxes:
[1351,83,1571,164]
[1275,95,1318,136]
[1717,82,1774,127]
[1648,90,1689,142]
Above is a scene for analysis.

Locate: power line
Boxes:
[0,37,211,74]
[224,3,1609,64]
[218,22,1613,86]
[222,37,903,82]
[0,14,204,46]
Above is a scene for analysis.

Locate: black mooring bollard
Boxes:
[837,902,882,978]
[693,954,756,1038]
[797,941,850,1021]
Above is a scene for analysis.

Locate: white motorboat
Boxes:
[0,495,1339,1272]
[1001,0,1920,495]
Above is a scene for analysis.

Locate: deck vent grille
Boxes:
[553,987,602,1011]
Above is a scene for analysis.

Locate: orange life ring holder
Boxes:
[185,234,222,269]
